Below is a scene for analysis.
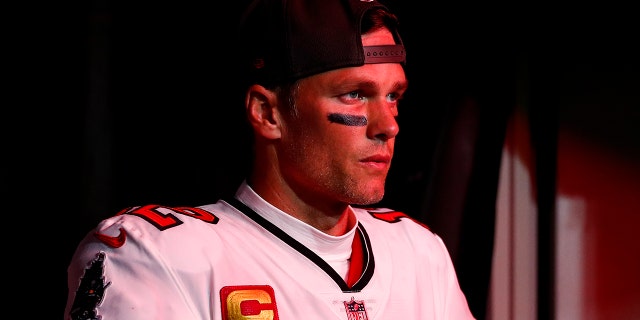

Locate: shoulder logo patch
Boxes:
[69,252,111,320]
[94,228,127,248]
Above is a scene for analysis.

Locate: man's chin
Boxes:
[349,191,385,206]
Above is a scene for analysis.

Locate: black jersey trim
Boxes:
[352,225,375,291]
[223,197,374,292]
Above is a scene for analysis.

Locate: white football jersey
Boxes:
[66,182,475,319]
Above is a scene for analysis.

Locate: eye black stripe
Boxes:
[328,113,368,126]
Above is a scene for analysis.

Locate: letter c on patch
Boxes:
[220,285,279,319]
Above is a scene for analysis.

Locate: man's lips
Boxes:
[360,154,391,168]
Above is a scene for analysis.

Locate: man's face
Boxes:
[277,28,408,206]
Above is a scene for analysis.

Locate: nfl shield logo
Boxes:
[344,297,368,320]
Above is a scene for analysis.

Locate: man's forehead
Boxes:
[300,63,407,91]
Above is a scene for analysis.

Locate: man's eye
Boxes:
[345,91,362,100]
[338,91,366,105]
[387,92,401,102]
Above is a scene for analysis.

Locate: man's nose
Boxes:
[367,103,399,141]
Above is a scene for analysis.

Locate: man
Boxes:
[65,0,475,319]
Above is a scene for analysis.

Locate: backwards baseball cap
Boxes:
[238,0,406,87]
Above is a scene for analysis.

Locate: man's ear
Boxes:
[245,84,282,139]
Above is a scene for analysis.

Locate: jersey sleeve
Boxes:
[360,207,476,319]
[433,234,477,320]
[64,213,204,320]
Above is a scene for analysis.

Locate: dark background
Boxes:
[7,1,638,319]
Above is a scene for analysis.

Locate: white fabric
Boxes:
[237,183,356,279]
[65,182,475,319]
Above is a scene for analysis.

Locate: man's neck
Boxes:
[247,178,355,236]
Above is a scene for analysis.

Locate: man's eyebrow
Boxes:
[339,79,409,92]
[392,79,409,92]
